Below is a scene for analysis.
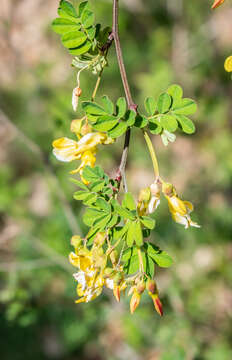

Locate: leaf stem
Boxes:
[143,131,160,178]
[91,69,103,101]
[137,248,144,273]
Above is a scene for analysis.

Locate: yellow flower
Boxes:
[74,270,104,303]
[224,56,232,73]
[53,132,107,161]
[163,184,200,229]
[70,150,96,184]
[52,132,111,178]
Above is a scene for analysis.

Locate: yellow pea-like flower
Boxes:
[224,56,232,73]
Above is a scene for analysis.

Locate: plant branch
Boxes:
[113,0,137,191]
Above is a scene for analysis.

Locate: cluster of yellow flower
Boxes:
[69,232,163,315]
[138,179,200,229]
[52,118,113,183]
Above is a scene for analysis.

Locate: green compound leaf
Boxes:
[108,122,128,139]
[149,119,162,134]
[140,216,156,230]
[83,193,98,205]
[59,0,78,19]
[93,213,111,228]
[172,98,197,116]
[73,190,90,201]
[61,31,87,48]
[69,178,89,190]
[111,199,135,220]
[116,97,127,119]
[93,115,118,132]
[89,180,106,192]
[147,243,173,268]
[81,9,95,28]
[107,214,119,229]
[101,95,114,115]
[83,208,104,226]
[52,18,80,35]
[134,115,148,128]
[157,93,172,114]
[144,97,156,116]
[82,101,107,115]
[122,193,136,211]
[69,40,92,55]
[175,114,196,134]
[82,165,104,182]
[160,114,178,132]
[95,198,111,213]
[113,224,129,241]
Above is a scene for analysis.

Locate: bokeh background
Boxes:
[0,0,232,359]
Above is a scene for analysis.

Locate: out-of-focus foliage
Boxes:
[0,0,232,359]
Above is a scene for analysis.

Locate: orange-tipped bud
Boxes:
[212,0,225,9]
[113,285,121,302]
[136,280,146,294]
[146,279,157,294]
[150,293,163,316]
[130,290,141,314]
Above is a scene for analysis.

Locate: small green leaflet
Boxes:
[144,97,156,116]
[116,97,127,118]
[61,31,87,48]
[52,18,80,35]
[146,243,173,268]
[157,93,172,114]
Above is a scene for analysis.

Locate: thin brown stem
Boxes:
[113,0,137,191]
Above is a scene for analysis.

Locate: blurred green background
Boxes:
[0,0,232,359]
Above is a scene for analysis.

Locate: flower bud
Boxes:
[146,279,157,294]
[150,293,163,316]
[136,280,146,294]
[113,285,121,302]
[150,182,160,196]
[71,235,82,249]
[130,289,141,314]
[138,187,151,203]
[162,182,174,196]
